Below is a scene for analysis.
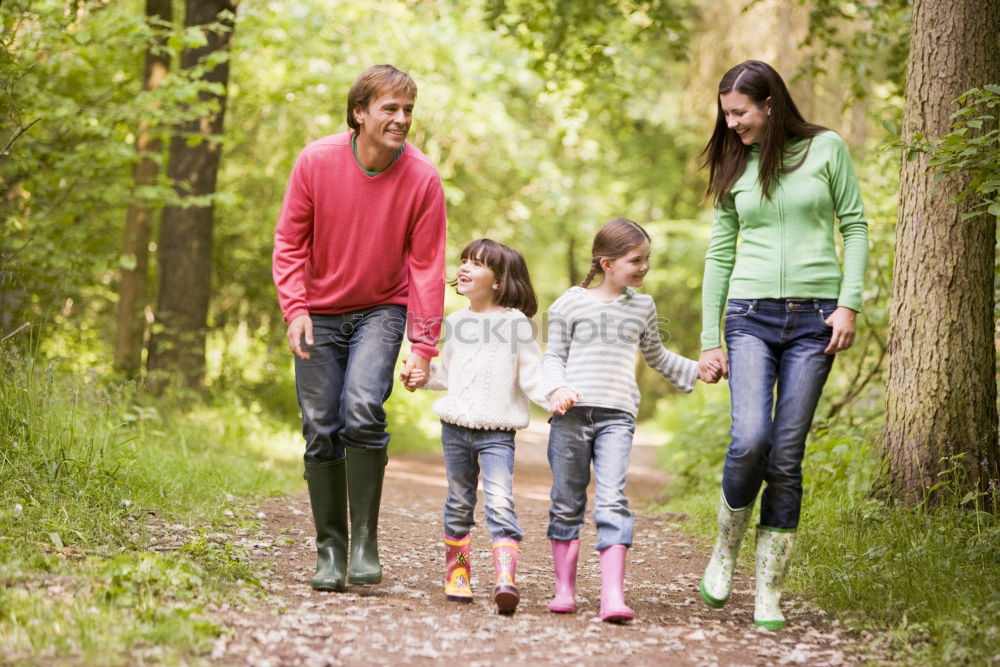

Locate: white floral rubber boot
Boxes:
[754,526,795,630]
[699,494,755,608]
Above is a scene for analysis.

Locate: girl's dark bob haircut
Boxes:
[453,239,538,318]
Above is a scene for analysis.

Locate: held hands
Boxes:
[286,314,314,360]
[824,306,857,354]
[548,387,580,416]
[402,367,426,391]
[698,348,729,384]
[399,354,430,392]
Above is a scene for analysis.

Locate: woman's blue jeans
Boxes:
[293,305,406,464]
[547,406,636,551]
[440,421,522,541]
[722,298,837,529]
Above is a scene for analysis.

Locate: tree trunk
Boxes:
[113,0,172,376]
[147,0,237,387]
[885,0,1000,506]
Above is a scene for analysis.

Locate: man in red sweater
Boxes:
[272,65,446,592]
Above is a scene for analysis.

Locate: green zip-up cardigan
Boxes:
[700,131,869,351]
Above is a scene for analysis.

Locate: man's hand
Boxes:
[548,387,580,415]
[824,306,857,355]
[698,348,728,383]
[287,315,313,360]
[403,368,427,391]
[399,354,430,392]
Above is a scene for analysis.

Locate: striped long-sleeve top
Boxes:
[543,286,698,418]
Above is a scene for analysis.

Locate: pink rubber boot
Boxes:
[444,534,473,603]
[599,544,634,623]
[492,538,520,615]
[548,539,580,613]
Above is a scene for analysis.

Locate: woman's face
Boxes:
[719,90,770,145]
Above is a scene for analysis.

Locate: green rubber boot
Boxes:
[699,494,755,608]
[346,448,387,585]
[304,460,348,592]
[754,526,796,630]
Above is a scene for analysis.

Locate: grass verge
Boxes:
[0,349,305,663]
[653,383,1000,665]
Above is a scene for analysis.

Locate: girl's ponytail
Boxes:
[580,258,602,288]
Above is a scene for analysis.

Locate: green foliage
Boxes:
[483,0,692,86]
[0,0,237,345]
[793,0,910,107]
[796,454,1000,664]
[0,347,300,660]
[656,392,1000,664]
[911,85,1000,219]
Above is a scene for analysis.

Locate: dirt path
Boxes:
[208,423,862,665]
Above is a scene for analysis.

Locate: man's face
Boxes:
[354,88,414,156]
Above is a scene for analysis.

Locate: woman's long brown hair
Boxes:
[701,60,827,205]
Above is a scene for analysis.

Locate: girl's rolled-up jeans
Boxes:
[546,406,635,551]
[722,298,837,530]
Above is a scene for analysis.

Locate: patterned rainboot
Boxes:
[492,538,520,615]
[700,494,755,608]
[754,526,796,630]
[444,534,473,603]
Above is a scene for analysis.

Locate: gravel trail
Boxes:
[207,423,865,666]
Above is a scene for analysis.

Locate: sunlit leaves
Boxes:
[913,86,1000,220]
[483,0,692,97]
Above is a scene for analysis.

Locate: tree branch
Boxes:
[1,118,41,159]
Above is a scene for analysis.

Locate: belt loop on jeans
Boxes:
[751,299,758,313]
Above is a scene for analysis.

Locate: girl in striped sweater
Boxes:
[543,217,719,622]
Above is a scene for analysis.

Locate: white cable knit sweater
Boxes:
[424,308,549,430]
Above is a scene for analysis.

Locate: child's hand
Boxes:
[698,349,728,384]
[548,387,579,415]
[401,368,427,391]
[699,360,722,383]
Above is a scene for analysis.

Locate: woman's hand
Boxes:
[698,348,728,383]
[824,307,857,354]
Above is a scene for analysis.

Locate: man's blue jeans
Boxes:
[440,421,522,541]
[294,305,406,464]
[547,406,636,551]
[722,298,837,529]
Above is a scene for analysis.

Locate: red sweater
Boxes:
[272,132,447,359]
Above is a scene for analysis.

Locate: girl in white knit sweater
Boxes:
[404,239,558,615]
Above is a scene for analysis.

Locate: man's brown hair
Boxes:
[346,65,417,132]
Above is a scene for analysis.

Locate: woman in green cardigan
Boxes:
[696,60,868,630]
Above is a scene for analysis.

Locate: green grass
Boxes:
[0,338,442,662]
[654,384,1000,665]
[0,349,305,663]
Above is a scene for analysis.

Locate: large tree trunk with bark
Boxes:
[147,0,237,387]
[113,0,172,376]
[885,0,1000,506]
